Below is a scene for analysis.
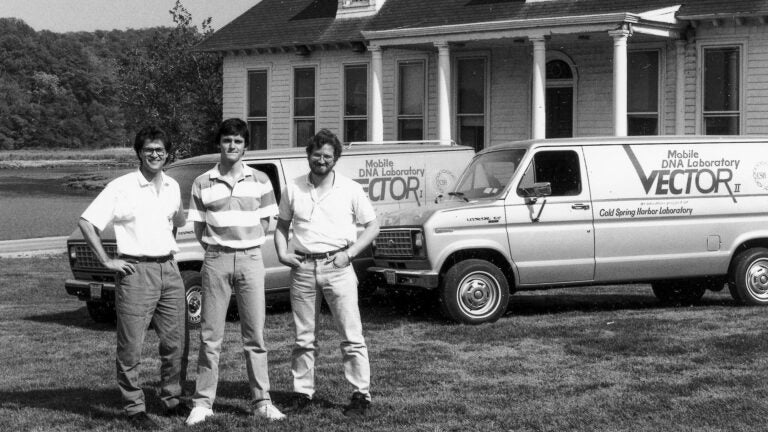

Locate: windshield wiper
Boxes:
[448,191,469,202]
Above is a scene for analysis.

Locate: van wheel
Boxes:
[651,280,706,306]
[439,259,509,324]
[729,248,768,305]
[86,301,116,323]
[181,270,203,328]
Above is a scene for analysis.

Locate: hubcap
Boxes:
[187,288,202,324]
[746,258,768,299]
[457,271,499,317]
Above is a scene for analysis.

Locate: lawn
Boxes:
[1,255,767,431]
[0,148,135,168]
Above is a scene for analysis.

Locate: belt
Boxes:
[206,245,261,253]
[119,254,174,263]
[295,245,349,260]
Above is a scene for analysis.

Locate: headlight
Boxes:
[412,230,426,258]
[68,246,77,266]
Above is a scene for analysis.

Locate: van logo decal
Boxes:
[355,158,425,206]
[622,145,738,203]
[753,162,768,191]
[435,169,456,194]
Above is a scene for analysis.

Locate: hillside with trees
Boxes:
[0,1,222,158]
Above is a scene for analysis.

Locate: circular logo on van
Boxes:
[754,162,768,190]
[435,169,456,194]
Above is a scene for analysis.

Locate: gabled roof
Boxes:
[197,0,767,52]
[677,0,768,20]
[197,0,369,52]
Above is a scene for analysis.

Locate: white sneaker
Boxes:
[253,403,286,421]
[185,406,214,426]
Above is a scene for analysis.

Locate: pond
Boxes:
[0,166,131,241]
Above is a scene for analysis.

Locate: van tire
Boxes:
[181,270,203,328]
[86,301,116,323]
[651,280,706,305]
[729,248,768,305]
[439,259,509,324]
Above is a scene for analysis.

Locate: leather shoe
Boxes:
[165,403,191,417]
[342,392,370,417]
[128,412,158,430]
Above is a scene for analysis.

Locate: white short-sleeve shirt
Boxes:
[278,171,376,254]
[81,170,181,257]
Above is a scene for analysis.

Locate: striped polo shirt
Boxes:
[188,162,278,248]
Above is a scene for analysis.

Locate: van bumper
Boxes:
[65,279,116,302]
[368,267,439,289]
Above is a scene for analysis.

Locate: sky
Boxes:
[0,0,261,33]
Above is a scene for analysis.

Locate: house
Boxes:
[197,0,768,151]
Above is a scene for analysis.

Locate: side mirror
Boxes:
[519,182,552,198]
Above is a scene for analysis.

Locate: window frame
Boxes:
[627,48,663,136]
[396,58,428,141]
[246,68,270,150]
[545,51,578,138]
[342,62,370,143]
[696,40,746,135]
[453,52,490,151]
[292,65,318,147]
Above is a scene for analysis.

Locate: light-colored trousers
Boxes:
[193,246,272,409]
[116,259,185,415]
[290,258,371,400]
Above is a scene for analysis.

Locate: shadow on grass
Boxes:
[0,387,122,420]
[24,307,115,331]
[213,383,343,411]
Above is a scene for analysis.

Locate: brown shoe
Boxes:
[128,412,159,430]
[342,392,370,417]
[283,393,312,414]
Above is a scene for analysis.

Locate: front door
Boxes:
[546,87,573,138]
[505,147,595,285]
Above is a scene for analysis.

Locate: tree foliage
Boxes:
[0,1,223,158]
[119,1,223,158]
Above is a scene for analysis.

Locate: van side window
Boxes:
[517,150,581,196]
[248,163,281,203]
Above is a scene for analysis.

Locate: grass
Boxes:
[2,255,768,431]
[0,148,135,168]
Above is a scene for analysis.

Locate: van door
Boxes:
[246,162,291,293]
[505,147,595,284]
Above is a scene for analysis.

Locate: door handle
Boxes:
[572,203,590,210]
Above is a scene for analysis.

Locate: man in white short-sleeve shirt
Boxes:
[275,129,379,417]
[78,125,188,429]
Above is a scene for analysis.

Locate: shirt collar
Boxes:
[304,171,340,189]
[209,161,252,180]
[135,169,170,187]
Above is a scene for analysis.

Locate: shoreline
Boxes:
[0,160,134,169]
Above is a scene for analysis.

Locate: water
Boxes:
[0,166,131,241]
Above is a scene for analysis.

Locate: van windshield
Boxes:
[453,149,526,200]
[165,163,215,208]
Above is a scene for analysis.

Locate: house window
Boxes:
[344,64,368,142]
[628,51,660,136]
[398,60,425,140]
[703,46,740,135]
[545,59,574,138]
[457,57,486,151]
[294,67,316,146]
[247,70,268,150]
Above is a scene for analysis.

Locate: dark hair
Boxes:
[133,125,170,164]
[217,118,249,145]
[305,129,342,161]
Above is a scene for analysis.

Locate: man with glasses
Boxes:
[78,125,188,429]
[275,129,379,417]
[185,118,285,425]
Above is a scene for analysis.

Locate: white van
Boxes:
[369,136,768,324]
[65,143,474,324]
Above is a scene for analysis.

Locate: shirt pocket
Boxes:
[113,193,138,222]
[293,198,314,222]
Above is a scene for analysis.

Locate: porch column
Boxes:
[435,42,452,144]
[531,36,546,140]
[675,40,686,135]
[609,29,630,137]
[370,45,384,142]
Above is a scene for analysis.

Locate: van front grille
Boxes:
[374,230,414,257]
[72,243,117,269]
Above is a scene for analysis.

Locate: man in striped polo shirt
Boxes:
[185,118,285,425]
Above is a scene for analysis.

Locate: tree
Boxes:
[119,0,222,159]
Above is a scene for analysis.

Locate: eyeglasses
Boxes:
[142,148,167,156]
